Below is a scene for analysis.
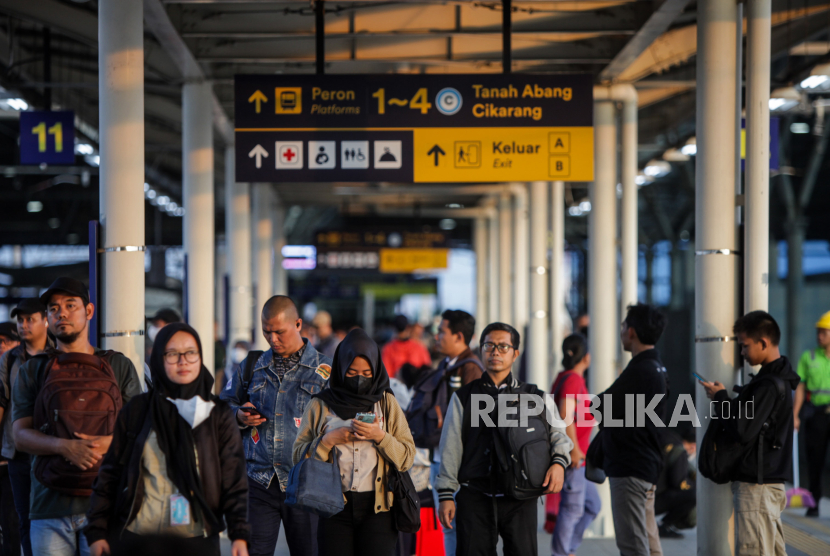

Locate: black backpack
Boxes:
[238,350,265,401]
[491,383,553,500]
[406,357,483,449]
[699,375,786,484]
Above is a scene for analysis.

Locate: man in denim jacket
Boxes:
[221,296,332,556]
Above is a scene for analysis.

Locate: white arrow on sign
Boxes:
[249,144,269,169]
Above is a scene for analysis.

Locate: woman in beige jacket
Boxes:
[293,328,415,556]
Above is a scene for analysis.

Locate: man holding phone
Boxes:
[221,296,332,556]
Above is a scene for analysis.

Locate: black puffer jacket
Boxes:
[84,394,250,545]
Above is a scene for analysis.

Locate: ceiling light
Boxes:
[27,201,43,213]
[75,143,94,155]
[790,122,810,134]
[568,206,583,216]
[663,148,690,162]
[439,218,457,230]
[578,200,591,213]
[445,203,464,209]
[680,137,697,156]
[635,173,654,186]
[5,98,28,111]
[146,189,157,199]
[85,155,100,167]
[175,208,185,217]
[799,75,829,90]
[156,195,170,207]
[769,87,801,111]
[644,159,672,178]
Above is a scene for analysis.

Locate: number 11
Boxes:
[31,122,64,152]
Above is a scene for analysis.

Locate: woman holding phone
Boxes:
[293,328,415,556]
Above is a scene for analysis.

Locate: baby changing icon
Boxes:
[308,141,336,169]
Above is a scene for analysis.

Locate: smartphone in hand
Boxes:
[354,412,376,424]
[243,406,266,420]
[692,372,710,383]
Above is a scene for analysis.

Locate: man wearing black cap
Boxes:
[0,298,51,556]
[147,308,182,342]
[11,278,141,556]
[0,323,19,357]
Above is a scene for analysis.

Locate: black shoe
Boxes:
[806,507,820,518]
[659,523,684,539]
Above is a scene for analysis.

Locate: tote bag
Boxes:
[286,437,345,518]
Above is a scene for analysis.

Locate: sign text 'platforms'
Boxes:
[235,75,594,183]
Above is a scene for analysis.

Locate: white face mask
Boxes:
[167,396,215,429]
[148,324,160,342]
[232,347,248,364]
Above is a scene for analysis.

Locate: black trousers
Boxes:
[0,464,20,556]
[113,530,220,556]
[455,487,538,556]
[248,478,318,556]
[8,454,31,556]
[805,408,830,502]
[318,492,398,556]
[655,488,696,529]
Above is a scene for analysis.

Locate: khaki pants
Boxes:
[731,482,787,556]
[609,477,663,556]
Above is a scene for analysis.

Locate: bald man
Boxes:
[221,295,332,556]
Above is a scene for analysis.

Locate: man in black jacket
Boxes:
[599,304,668,556]
[702,311,798,556]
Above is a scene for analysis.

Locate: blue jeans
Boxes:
[551,466,601,556]
[430,460,456,556]
[30,514,89,556]
[8,455,32,556]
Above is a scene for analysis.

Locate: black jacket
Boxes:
[598,349,669,485]
[85,394,250,545]
[713,356,799,484]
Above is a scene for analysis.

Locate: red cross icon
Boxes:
[282,148,296,162]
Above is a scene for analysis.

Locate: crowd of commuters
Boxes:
[0,273,822,556]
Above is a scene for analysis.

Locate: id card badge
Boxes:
[170,494,192,526]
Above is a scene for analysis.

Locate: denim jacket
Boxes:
[220,340,332,490]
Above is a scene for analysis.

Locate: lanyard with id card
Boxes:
[170,494,192,526]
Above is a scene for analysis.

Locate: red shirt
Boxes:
[550,370,594,462]
[381,339,432,378]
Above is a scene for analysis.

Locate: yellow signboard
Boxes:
[378,248,448,274]
[413,127,593,182]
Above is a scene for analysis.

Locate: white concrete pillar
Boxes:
[253,184,274,351]
[474,216,489,330]
[183,81,215,373]
[550,180,565,383]
[621,98,639,367]
[498,192,513,325]
[589,100,617,538]
[512,184,530,340]
[488,206,500,324]
[225,147,253,348]
[272,200,287,296]
[98,0,145,380]
[215,241,226,345]
[696,0,740,551]
[745,0,771,313]
[528,181,548,388]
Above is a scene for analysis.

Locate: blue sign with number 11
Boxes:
[19,111,75,165]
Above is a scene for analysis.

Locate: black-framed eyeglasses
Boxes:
[163,350,200,364]
[482,342,515,354]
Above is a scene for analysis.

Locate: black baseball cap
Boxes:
[0,322,19,341]
[10,298,48,318]
[40,277,90,306]
[148,308,182,325]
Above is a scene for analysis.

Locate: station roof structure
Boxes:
[1,0,829,247]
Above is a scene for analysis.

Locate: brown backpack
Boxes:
[32,351,123,496]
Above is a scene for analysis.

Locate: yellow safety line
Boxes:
[783,523,830,556]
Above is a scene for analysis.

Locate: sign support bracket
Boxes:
[502,0,511,74]
[316,0,325,75]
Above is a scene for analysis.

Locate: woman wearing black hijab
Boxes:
[85,323,250,556]
[293,328,415,556]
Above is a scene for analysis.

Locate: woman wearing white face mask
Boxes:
[85,323,250,556]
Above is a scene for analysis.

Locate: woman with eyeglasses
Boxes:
[84,323,250,556]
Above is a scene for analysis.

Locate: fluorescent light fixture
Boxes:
[85,155,100,167]
[445,203,464,209]
[680,137,697,156]
[175,208,185,217]
[156,195,170,207]
[790,122,810,134]
[578,200,591,213]
[75,143,94,155]
[6,98,28,111]
[144,183,150,192]
[146,189,157,199]
[663,148,690,162]
[568,206,582,216]
[166,202,178,212]
[439,218,456,230]
[769,87,800,111]
[644,159,672,178]
[799,75,829,90]
[27,201,43,213]
[635,173,654,186]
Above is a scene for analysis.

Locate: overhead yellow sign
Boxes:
[379,248,448,274]
[413,127,593,182]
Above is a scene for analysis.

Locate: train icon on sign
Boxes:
[436,88,462,116]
